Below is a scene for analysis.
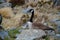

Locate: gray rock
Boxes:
[50,18,60,33]
[55,21,60,26]
[16,29,46,40]
[56,26,60,33]
[54,34,60,40]
[50,18,60,26]
[52,0,60,6]
[0,0,6,3]
[0,30,9,39]
[57,12,60,15]
[50,18,59,22]
[56,34,60,38]
[0,2,12,8]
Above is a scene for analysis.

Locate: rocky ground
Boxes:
[0,0,60,40]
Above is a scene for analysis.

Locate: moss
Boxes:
[45,36,50,40]
[8,29,20,37]
[8,27,21,40]
[4,37,9,40]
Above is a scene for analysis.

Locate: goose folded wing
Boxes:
[32,22,54,30]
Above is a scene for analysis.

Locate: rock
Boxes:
[50,18,60,33]
[56,34,60,38]
[0,30,9,40]
[54,21,60,26]
[0,2,12,8]
[16,29,46,40]
[52,19,60,26]
[55,34,60,40]
[0,0,6,3]
[56,12,60,16]
[50,19,60,33]
[50,18,59,22]
[51,19,60,33]
[50,18,60,26]
[56,26,60,33]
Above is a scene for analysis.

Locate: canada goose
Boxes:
[22,8,55,31]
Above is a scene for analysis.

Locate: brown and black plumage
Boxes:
[23,8,55,31]
[32,22,54,31]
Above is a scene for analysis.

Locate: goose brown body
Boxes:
[32,22,54,30]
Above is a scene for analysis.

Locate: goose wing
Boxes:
[32,22,54,30]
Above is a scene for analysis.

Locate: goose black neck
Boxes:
[30,10,34,22]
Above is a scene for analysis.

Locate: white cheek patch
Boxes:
[31,10,34,13]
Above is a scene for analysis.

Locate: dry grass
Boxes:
[0,7,14,18]
[0,0,59,40]
[0,0,59,30]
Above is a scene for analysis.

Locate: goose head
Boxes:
[22,8,34,29]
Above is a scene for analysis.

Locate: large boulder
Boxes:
[16,29,46,40]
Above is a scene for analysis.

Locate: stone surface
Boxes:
[0,2,11,8]
[0,30,9,39]
[50,18,60,26]
[0,0,6,3]
[16,29,46,40]
[54,34,60,40]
